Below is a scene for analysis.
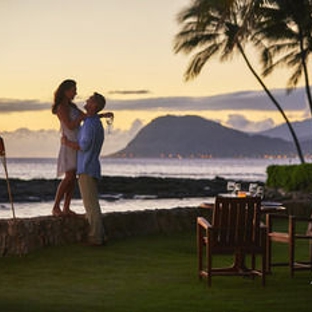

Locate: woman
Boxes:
[52,79,85,216]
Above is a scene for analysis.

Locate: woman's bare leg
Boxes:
[52,170,76,216]
[63,171,77,215]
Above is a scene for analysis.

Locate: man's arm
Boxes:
[62,119,93,151]
[62,136,80,151]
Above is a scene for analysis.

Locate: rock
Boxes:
[0,176,232,203]
[0,207,208,256]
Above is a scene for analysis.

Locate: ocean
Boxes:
[4,157,298,181]
[0,157,299,219]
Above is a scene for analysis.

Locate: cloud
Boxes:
[0,99,50,113]
[103,119,144,154]
[108,90,151,95]
[0,119,144,158]
[109,87,307,112]
[225,114,275,133]
[1,128,60,158]
[0,87,307,113]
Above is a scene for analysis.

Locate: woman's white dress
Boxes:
[56,105,80,177]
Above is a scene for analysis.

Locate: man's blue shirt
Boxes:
[77,115,104,179]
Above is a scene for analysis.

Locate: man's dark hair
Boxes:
[93,92,106,112]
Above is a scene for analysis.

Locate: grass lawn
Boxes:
[0,228,311,312]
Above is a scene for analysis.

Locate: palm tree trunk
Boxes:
[238,43,305,163]
[298,30,312,156]
[299,33,312,114]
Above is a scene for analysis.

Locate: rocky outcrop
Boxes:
[0,176,264,203]
[0,176,230,202]
[0,207,211,256]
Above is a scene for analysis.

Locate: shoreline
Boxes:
[0,175,264,203]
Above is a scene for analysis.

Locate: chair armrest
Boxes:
[267,214,312,237]
[197,217,211,230]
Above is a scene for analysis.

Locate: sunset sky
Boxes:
[0,0,310,157]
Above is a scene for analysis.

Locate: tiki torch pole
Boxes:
[0,136,16,219]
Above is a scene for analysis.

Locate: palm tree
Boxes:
[173,0,305,163]
[256,0,312,117]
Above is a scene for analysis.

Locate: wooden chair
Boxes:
[197,196,267,287]
[266,213,312,277]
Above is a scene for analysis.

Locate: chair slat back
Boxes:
[211,196,261,248]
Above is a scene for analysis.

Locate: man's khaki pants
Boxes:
[78,174,105,244]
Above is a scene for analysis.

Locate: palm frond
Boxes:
[260,47,273,70]
[184,44,222,81]
[262,50,301,77]
[174,29,220,54]
[287,64,303,92]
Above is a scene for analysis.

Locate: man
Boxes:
[63,92,113,245]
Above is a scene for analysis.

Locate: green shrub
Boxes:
[266,163,312,192]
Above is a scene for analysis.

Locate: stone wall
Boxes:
[0,207,211,256]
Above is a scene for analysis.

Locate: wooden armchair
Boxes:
[197,196,267,287]
[266,213,312,277]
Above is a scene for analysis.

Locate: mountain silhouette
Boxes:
[259,118,312,142]
[111,115,296,158]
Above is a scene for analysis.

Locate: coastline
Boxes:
[0,175,264,203]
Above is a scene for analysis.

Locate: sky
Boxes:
[0,0,311,157]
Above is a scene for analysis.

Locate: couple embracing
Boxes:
[52,79,113,246]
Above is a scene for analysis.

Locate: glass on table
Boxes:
[256,186,264,199]
[226,181,241,195]
[227,181,236,193]
[249,183,258,196]
[234,183,241,194]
